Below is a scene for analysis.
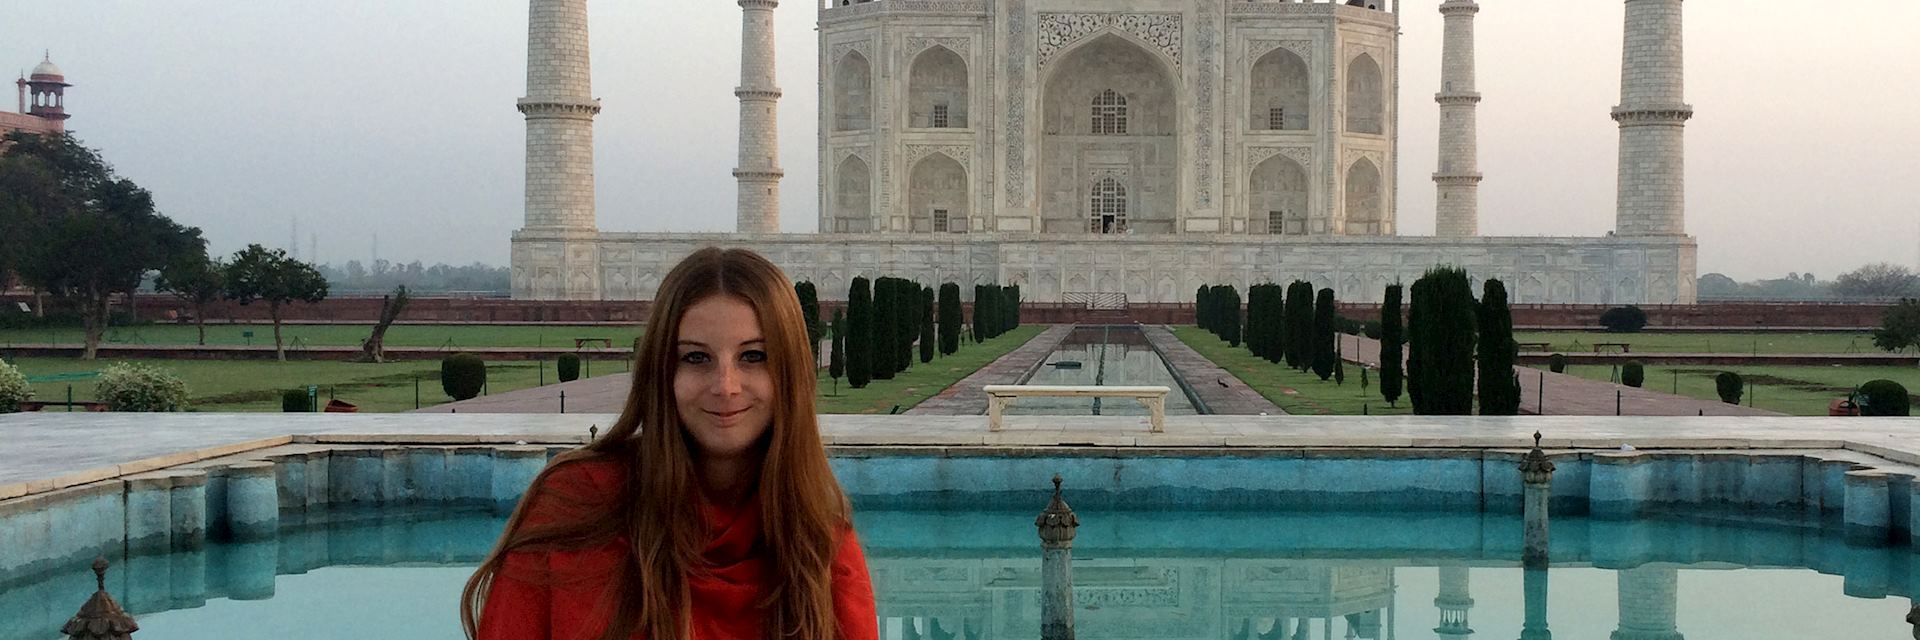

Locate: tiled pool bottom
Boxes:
[3,507,1914,639]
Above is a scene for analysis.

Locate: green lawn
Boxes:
[6,354,633,413]
[1170,326,1409,416]
[813,325,1046,414]
[1514,331,1881,355]
[0,323,642,349]
[1544,363,1920,416]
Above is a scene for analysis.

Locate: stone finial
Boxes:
[62,557,138,639]
[588,425,598,441]
[1519,431,1555,484]
[1035,474,1079,549]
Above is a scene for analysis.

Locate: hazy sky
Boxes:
[5,1,1918,280]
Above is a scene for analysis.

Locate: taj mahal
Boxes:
[509,0,1698,305]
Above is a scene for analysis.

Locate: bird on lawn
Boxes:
[1216,378,1228,388]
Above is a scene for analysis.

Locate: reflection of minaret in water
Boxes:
[1435,567,1474,638]
[1520,567,1551,640]
[1612,566,1683,640]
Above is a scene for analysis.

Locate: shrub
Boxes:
[1599,305,1649,333]
[0,359,30,413]
[557,353,581,382]
[95,362,189,412]
[1361,320,1382,340]
[1548,353,1568,373]
[1854,379,1911,416]
[1715,371,1744,405]
[282,388,310,412]
[1872,298,1920,353]
[1621,361,1645,388]
[441,353,487,401]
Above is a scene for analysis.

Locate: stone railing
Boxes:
[984,384,1169,432]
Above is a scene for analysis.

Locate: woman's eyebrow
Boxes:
[739,338,765,346]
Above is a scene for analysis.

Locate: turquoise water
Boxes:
[3,506,1913,639]
[1011,326,1200,416]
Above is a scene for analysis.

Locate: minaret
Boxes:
[733,0,784,233]
[1435,566,1475,638]
[1612,566,1684,640]
[1613,0,1692,236]
[519,0,601,231]
[1433,0,1482,237]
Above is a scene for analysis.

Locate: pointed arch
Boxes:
[909,153,968,233]
[908,46,969,129]
[1346,53,1384,135]
[1250,155,1310,235]
[1250,47,1310,131]
[1344,158,1384,235]
[833,51,872,131]
[833,155,872,233]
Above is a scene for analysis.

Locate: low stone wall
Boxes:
[4,442,1913,590]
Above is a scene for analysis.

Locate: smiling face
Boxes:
[673,295,775,464]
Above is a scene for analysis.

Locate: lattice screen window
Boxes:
[932,209,949,233]
[1091,90,1128,135]
[1268,211,1285,235]
[932,103,949,128]
[1268,107,1286,131]
[1089,177,1128,233]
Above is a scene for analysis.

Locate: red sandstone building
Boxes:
[3,54,70,137]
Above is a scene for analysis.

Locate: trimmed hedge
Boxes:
[1621,361,1645,388]
[1600,305,1649,333]
[1855,379,1911,416]
[1716,371,1744,405]
[95,362,189,412]
[557,353,581,382]
[441,353,487,401]
[282,388,310,413]
[1548,353,1567,373]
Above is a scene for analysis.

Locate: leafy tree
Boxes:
[847,277,873,388]
[1854,379,1910,416]
[920,286,936,364]
[828,309,846,395]
[441,354,486,401]
[1695,272,1741,299]
[224,244,329,362]
[1872,298,1920,353]
[357,285,411,363]
[154,249,226,346]
[1599,305,1649,333]
[0,132,202,359]
[795,281,823,365]
[1477,279,1520,414]
[938,283,961,355]
[1379,284,1404,407]
[1833,262,1920,299]
[1312,288,1336,380]
[1715,371,1744,405]
[1409,267,1476,415]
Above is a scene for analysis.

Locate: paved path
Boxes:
[414,372,633,414]
[1337,334,1783,417]
[1140,325,1284,415]
[905,325,1072,415]
[1520,352,1919,367]
[6,412,1917,498]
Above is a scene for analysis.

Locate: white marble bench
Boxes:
[983,385,1170,433]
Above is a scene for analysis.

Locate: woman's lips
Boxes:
[706,408,749,423]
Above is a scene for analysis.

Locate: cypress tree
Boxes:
[1221,285,1242,347]
[1380,284,1404,407]
[1003,284,1020,333]
[895,279,915,371]
[920,286,936,364]
[1410,267,1477,415]
[795,281,822,364]
[971,285,989,343]
[938,282,961,355]
[873,277,897,380]
[1312,287,1337,380]
[1407,278,1429,411]
[1478,279,1519,415]
[1196,285,1211,331]
[1244,284,1266,357]
[847,277,873,388]
[1285,281,1314,369]
[828,309,846,395]
[1271,284,1288,364]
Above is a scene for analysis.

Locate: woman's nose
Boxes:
[712,360,743,395]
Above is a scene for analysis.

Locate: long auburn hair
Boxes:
[460,247,850,640]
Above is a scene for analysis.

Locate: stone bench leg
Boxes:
[988,395,1007,432]
[1134,396,1165,433]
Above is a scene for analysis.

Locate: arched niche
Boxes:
[834,52,872,131]
[1249,155,1309,235]
[1250,48,1310,131]
[908,154,968,233]
[908,47,969,129]
[1344,158,1384,235]
[1346,53,1384,135]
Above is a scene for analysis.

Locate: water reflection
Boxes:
[1013,326,1198,416]
[2,509,1914,639]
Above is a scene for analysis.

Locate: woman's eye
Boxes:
[680,351,711,365]
[741,350,767,363]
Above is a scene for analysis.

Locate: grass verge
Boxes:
[813,325,1046,414]
[1169,326,1409,416]
[0,323,642,349]
[1543,363,1920,416]
[1514,331,1880,355]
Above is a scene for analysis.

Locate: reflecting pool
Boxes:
[1011,326,1201,416]
[4,506,1913,639]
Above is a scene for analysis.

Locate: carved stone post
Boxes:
[63,557,138,639]
[1521,567,1552,640]
[1036,474,1079,640]
[1520,431,1555,568]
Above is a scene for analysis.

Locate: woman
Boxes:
[461,247,878,640]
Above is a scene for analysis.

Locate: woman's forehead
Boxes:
[676,295,764,344]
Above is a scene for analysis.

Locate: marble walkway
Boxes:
[1139,325,1284,415]
[904,325,1071,415]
